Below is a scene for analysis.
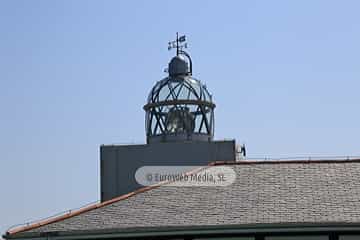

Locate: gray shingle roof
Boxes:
[8,160,360,236]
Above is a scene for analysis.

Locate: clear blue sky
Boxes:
[1,0,360,235]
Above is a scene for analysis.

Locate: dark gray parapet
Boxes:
[100,140,235,201]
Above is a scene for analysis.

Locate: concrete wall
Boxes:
[100,140,235,201]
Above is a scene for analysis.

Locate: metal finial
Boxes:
[168,33,187,55]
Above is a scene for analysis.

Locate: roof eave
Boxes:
[5,222,360,240]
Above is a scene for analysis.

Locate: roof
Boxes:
[6,159,360,238]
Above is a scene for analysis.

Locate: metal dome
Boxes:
[144,55,215,143]
[168,55,188,76]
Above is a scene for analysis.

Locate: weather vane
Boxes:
[168,32,187,56]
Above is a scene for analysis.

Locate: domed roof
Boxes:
[147,75,213,105]
[168,55,189,76]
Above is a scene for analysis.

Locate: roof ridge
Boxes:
[211,158,360,165]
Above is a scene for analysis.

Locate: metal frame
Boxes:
[144,75,215,143]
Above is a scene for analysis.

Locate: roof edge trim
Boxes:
[211,158,360,166]
[5,223,360,239]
